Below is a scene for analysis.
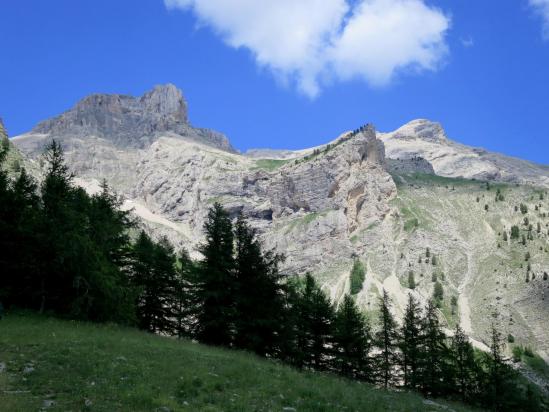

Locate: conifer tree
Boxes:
[400,293,423,390]
[131,232,177,333]
[408,271,416,289]
[173,249,196,339]
[194,203,236,346]
[233,215,285,356]
[484,322,522,411]
[332,294,373,381]
[296,274,335,370]
[374,289,400,389]
[450,324,478,402]
[421,299,449,396]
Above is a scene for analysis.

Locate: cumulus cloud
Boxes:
[530,0,549,39]
[165,0,450,97]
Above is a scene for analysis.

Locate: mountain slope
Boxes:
[10,86,549,365]
[0,314,476,412]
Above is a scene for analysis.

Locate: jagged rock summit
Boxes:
[14,84,234,153]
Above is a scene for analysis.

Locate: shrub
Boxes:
[408,271,415,290]
[349,259,366,295]
[512,346,523,362]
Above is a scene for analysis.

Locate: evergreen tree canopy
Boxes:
[194,203,236,346]
[332,294,372,380]
[374,289,400,389]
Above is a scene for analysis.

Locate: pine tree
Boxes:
[408,271,416,289]
[233,215,285,356]
[374,289,400,389]
[38,140,86,314]
[294,274,334,370]
[131,232,177,333]
[421,299,449,396]
[511,225,520,239]
[332,295,373,380]
[173,249,196,338]
[400,294,423,390]
[483,322,522,411]
[194,203,236,346]
[450,324,478,402]
[433,281,444,303]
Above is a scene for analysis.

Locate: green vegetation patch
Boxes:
[252,158,291,171]
[0,314,476,412]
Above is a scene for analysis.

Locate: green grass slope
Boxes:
[0,314,477,412]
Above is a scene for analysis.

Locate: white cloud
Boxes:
[530,0,549,39]
[165,0,450,97]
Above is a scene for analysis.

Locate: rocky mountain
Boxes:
[379,119,549,187]
[10,86,549,366]
[15,84,234,154]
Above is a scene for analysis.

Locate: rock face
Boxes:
[17,84,234,153]
[10,88,549,362]
[380,119,549,187]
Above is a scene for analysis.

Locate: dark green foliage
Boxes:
[374,289,401,389]
[1,141,136,323]
[349,259,365,295]
[431,254,437,266]
[294,274,335,370]
[482,323,524,411]
[173,249,196,338]
[400,294,423,390]
[450,324,479,403]
[520,203,528,214]
[131,232,178,333]
[513,346,523,362]
[332,295,372,380]
[451,295,458,315]
[408,271,416,289]
[233,215,285,356]
[433,282,444,303]
[194,203,236,347]
[511,225,520,239]
[421,299,450,396]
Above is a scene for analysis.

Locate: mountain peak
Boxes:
[27,84,234,151]
[391,119,448,143]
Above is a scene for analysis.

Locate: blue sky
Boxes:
[1,0,548,162]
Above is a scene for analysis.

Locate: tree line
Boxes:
[0,141,545,411]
